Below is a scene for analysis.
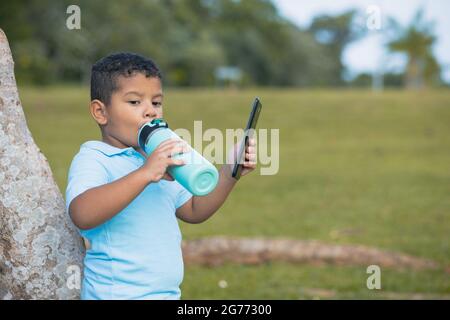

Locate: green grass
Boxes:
[19,86,450,299]
[182,263,450,299]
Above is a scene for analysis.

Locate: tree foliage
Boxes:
[387,9,441,88]
[2,1,439,87]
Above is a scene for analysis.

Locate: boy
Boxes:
[65,52,257,300]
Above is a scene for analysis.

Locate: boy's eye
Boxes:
[152,102,162,107]
[128,100,140,106]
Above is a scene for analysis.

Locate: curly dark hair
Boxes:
[90,52,162,105]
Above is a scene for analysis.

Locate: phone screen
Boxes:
[232,97,262,180]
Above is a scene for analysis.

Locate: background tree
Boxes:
[387,9,441,88]
[0,0,361,87]
[308,10,364,86]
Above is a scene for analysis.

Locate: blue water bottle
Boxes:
[138,118,219,196]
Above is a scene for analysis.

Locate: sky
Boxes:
[273,0,450,83]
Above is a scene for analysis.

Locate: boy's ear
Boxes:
[90,99,108,126]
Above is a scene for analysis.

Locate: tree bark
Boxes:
[0,29,84,299]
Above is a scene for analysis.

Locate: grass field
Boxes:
[19,85,450,299]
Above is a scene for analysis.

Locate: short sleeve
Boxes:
[65,151,110,213]
[174,181,193,209]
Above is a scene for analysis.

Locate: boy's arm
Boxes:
[176,139,257,224]
[176,165,236,224]
[69,166,150,230]
[69,139,186,230]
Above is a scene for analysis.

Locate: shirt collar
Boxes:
[82,140,140,157]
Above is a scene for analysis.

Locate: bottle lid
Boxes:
[138,118,169,150]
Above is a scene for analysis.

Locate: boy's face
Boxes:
[93,73,163,150]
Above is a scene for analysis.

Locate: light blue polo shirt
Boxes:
[65,140,192,300]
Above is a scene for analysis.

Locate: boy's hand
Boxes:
[226,138,257,177]
[141,139,188,183]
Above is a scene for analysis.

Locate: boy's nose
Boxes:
[144,104,158,118]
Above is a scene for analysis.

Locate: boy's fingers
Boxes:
[157,140,187,153]
[243,161,257,168]
[168,145,190,157]
[167,158,185,166]
[157,139,181,149]
[156,139,176,148]
[245,153,256,161]
[162,172,174,181]
[246,146,256,154]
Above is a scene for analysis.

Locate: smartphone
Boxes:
[231,97,262,180]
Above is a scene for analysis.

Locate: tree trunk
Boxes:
[0,29,84,299]
[405,56,424,89]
